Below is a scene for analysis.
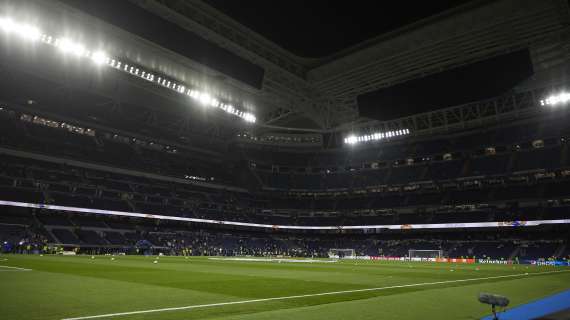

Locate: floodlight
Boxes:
[90,51,108,65]
[344,128,411,145]
[18,24,41,41]
[0,15,257,123]
[189,90,200,99]
[56,38,86,56]
[0,18,16,32]
[0,19,41,41]
[541,92,570,106]
[244,113,256,123]
[198,92,212,105]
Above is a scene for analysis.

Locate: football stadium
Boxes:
[1,0,570,319]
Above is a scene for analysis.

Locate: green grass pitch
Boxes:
[1,255,569,320]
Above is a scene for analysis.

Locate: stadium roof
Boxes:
[203,0,474,58]
[130,0,567,134]
[1,0,568,145]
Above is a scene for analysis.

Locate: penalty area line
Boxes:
[61,269,570,320]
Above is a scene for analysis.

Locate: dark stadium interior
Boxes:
[0,0,569,259]
[204,0,476,57]
[358,49,535,120]
[1,0,570,319]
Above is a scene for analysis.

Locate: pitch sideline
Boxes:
[61,269,570,320]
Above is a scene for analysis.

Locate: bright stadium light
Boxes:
[18,24,41,41]
[90,50,109,65]
[541,92,570,106]
[344,135,357,145]
[0,15,257,123]
[243,112,256,123]
[0,17,16,32]
[188,89,200,99]
[210,98,220,108]
[56,38,86,56]
[198,92,212,105]
[344,129,410,145]
[0,18,41,41]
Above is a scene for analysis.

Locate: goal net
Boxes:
[328,248,356,259]
[408,249,442,260]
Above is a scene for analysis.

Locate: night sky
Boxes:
[205,0,476,57]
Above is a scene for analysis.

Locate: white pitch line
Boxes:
[0,265,32,271]
[61,269,570,320]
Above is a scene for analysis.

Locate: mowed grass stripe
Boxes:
[61,270,570,320]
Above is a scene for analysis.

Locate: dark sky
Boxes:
[205,0,476,57]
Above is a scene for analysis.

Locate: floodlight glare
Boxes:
[18,25,41,41]
[243,112,256,123]
[90,51,108,65]
[188,90,200,99]
[344,135,357,145]
[0,17,16,32]
[198,92,212,105]
[0,18,41,41]
[541,92,570,106]
[344,128,410,145]
[56,38,86,56]
[0,15,257,123]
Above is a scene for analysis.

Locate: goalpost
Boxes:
[328,248,356,259]
[408,249,442,260]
